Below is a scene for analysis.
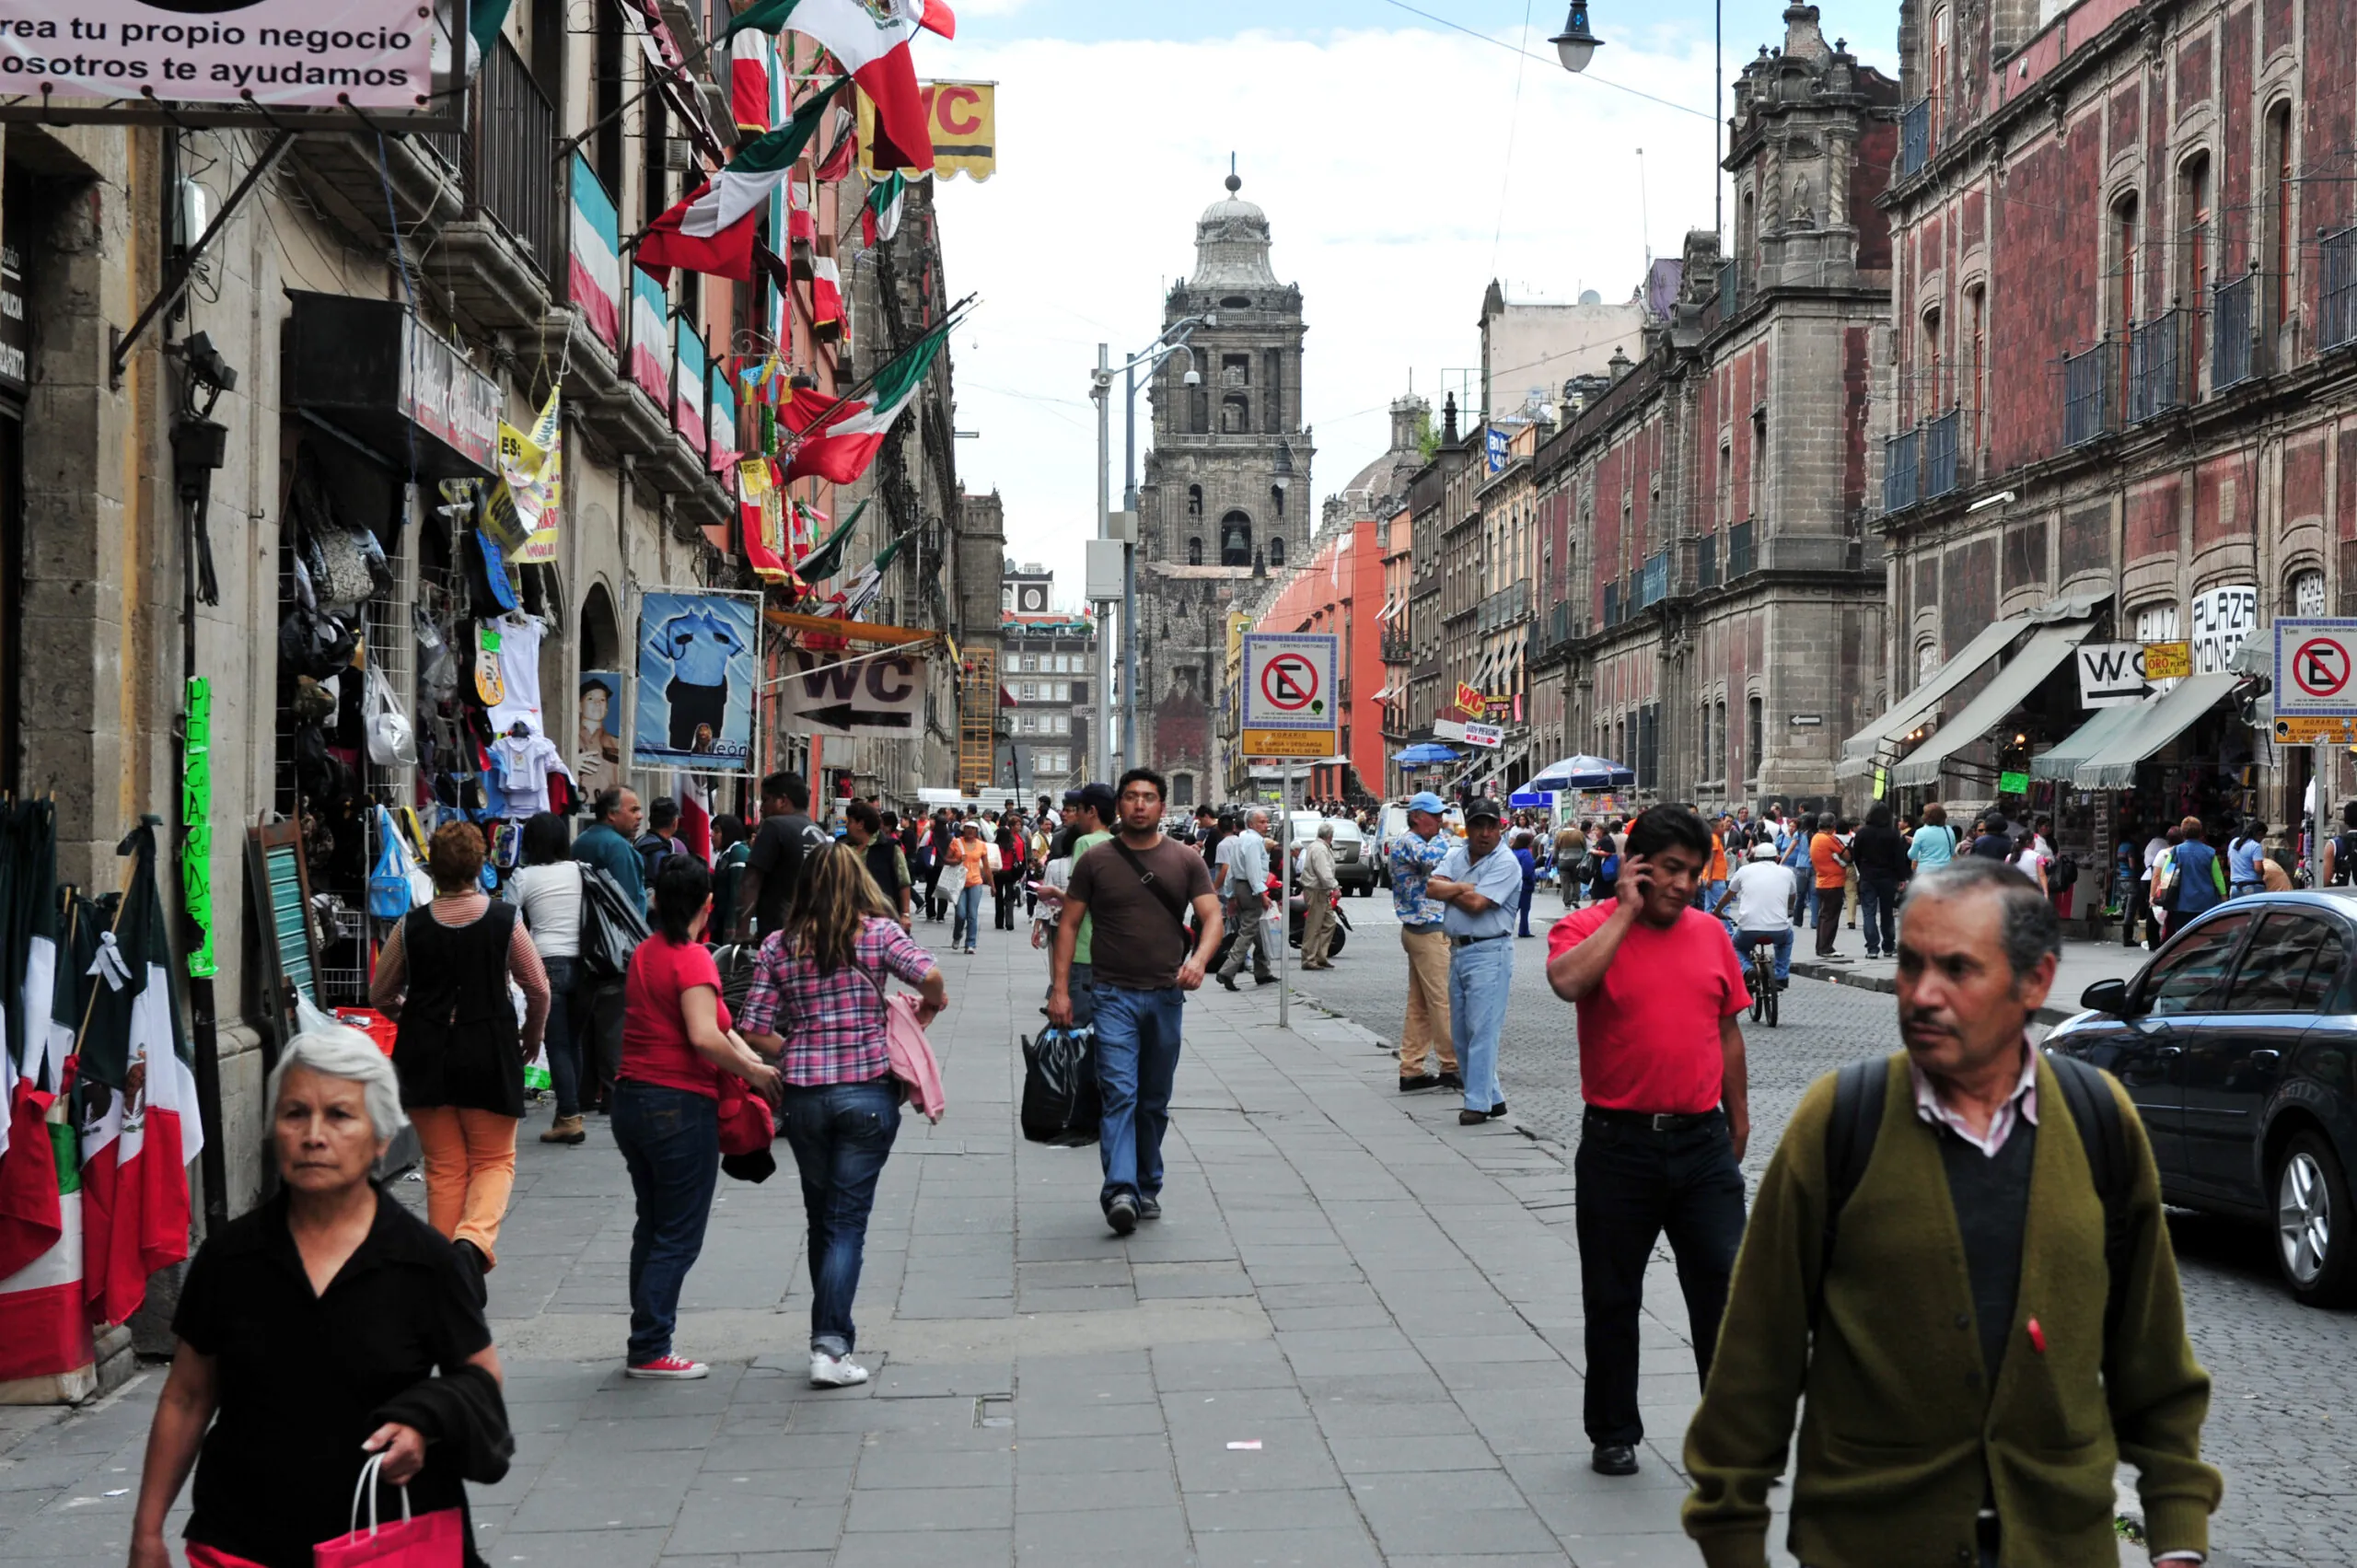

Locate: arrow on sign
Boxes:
[801,704,915,732]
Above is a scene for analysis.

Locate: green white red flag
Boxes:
[637,78,850,284]
[719,0,954,176]
[782,312,962,484]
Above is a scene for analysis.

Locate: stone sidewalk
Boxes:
[2,924,1792,1568]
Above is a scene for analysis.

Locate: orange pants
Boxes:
[409,1106,518,1266]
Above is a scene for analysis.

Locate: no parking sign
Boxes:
[1241,633,1338,759]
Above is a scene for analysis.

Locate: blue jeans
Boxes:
[1789,876,1814,923]
[610,1082,720,1365]
[1735,926,1793,984]
[1857,876,1899,958]
[955,884,985,950]
[540,957,589,1118]
[778,1080,901,1356]
[1517,874,1537,936]
[1448,938,1512,1112]
[1092,984,1184,1212]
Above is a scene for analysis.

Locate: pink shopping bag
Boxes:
[314,1453,464,1568]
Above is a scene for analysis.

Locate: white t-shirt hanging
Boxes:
[484,611,547,736]
[491,731,572,818]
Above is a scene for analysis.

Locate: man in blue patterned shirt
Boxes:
[1389,792,1460,1093]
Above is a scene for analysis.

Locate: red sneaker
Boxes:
[625,1354,709,1380]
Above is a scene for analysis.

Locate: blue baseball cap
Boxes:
[1408,792,1447,815]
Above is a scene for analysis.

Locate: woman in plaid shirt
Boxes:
[739,843,947,1388]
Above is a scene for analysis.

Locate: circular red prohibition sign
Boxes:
[1260,654,1319,711]
[2294,638,2352,699]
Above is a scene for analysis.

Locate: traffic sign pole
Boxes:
[1278,761,1291,1031]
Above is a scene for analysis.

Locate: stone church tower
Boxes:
[1133,172,1315,807]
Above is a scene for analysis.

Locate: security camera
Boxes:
[1182,368,1202,387]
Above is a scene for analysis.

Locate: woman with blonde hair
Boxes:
[370,821,549,1299]
[739,842,947,1388]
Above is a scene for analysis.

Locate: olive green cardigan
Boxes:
[1681,1051,2223,1568]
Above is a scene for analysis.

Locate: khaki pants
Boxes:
[410,1106,519,1266]
[1301,895,1336,967]
[1399,925,1457,1074]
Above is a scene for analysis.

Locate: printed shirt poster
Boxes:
[575,671,624,797]
[0,0,433,109]
[633,591,758,774]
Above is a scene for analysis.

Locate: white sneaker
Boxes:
[809,1352,870,1388]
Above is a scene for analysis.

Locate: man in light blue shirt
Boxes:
[1390,792,1459,1092]
[1429,798,1524,1125]
[1216,807,1276,988]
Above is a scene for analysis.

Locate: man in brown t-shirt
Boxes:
[1051,768,1222,1236]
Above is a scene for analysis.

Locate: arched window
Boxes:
[1220,511,1252,566]
[1187,484,1202,517]
[1271,483,1285,518]
[1187,536,1203,565]
[1221,395,1250,434]
[1268,536,1285,567]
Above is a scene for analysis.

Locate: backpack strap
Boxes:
[1812,1056,1889,1333]
[2043,1051,2133,1353]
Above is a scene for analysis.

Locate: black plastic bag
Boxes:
[1021,1026,1101,1145]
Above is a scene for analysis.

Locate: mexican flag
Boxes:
[837,530,911,621]
[720,0,954,176]
[782,315,958,484]
[790,496,870,585]
[729,29,772,134]
[811,254,844,336]
[0,803,72,1281]
[75,825,203,1329]
[0,1110,87,1387]
[862,172,908,247]
[637,78,850,284]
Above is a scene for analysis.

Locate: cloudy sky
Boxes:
[926,1,1898,607]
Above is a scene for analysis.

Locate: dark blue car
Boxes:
[2047,889,2357,1307]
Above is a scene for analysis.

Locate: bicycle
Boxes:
[1744,937,1780,1028]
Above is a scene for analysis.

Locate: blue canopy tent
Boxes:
[1530,753,1635,791]
[1397,743,1462,767]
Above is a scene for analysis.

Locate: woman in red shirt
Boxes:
[611,856,781,1380]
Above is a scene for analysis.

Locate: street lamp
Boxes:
[1550,0,1602,73]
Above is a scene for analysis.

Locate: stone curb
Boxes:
[1788,958,2080,1026]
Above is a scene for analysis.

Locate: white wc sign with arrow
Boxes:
[778,649,930,737]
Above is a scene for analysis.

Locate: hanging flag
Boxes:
[637,78,852,285]
[720,0,938,176]
[810,254,844,336]
[836,530,911,621]
[730,29,772,134]
[861,171,907,247]
[0,803,68,1280]
[791,496,871,584]
[674,773,714,865]
[781,312,960,483]
[813,104,859,182]
[75,825,203,1329]
[0,1104,87,1388]
[739,461,790,580]
[507,389,566,565]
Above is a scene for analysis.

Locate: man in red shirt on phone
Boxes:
[1546,804,1751,1481]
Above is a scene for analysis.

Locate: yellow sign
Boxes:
[504,389,564,564]
[2275,715,2357,742]
[1454,681,1487,714]
[859,81,996,181]
[2143,641,2193,680]
[1243,729,1333,759]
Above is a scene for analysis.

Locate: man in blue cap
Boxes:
[1388,792,1460,1093]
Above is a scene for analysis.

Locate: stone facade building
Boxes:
[1135,174,1317,807]
[999,563,1095,796]
[1527,5,1898,816]
[1857,0,2357,857]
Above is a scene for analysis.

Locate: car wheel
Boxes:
[2276,1131,2357,1307]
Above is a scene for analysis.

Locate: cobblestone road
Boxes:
[1296,891,2355,1567]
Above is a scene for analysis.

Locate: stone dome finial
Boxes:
[1225,171,1242,195]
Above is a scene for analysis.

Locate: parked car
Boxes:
[2045,889,2357,1306]
[1285,816,1376,896]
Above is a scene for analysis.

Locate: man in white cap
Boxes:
[1713,841,1798,990]
[1388,792,1460,1093]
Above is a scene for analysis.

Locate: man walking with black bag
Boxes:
[1049,769,1222,1236]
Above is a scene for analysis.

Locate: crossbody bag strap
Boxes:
[1110,839,1193,935]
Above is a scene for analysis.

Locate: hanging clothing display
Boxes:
[483,612,548,738]
[489,731,573,819]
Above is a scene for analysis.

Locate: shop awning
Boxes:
[1836,592,2109,780]
[1890,621,2094,788]
[2073,674,2241,789]
[2030,700,2150,782]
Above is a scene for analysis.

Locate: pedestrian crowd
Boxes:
[123,766,2228,1568]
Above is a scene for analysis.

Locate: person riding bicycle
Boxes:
[1713,842,1797,990]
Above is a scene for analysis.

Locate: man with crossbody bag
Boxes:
[1048,768,1222,1236]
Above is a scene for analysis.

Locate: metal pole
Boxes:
[1714,0,1724,242]
[1278,762,1292,1030]
[1095,343,1113,784]
[1121,360,1139,772]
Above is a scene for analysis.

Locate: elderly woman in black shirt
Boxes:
[129,1027,511,1568]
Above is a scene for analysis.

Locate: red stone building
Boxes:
[1858,0,2357,863]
